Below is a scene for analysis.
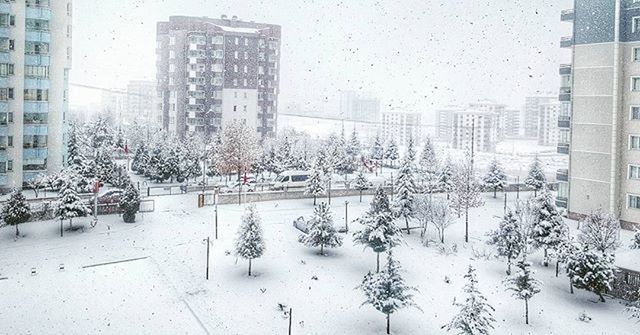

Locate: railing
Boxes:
[557,143,570,154]
[559,63,572,75]
[561,9,574,22]
[561,36,573,48]
[556,169,569,182]
[558,115,570,128]
[559,86,572,102]
[611,267,640,301]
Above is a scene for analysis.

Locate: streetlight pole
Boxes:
[204,236,210,280]
[344,201,349,232]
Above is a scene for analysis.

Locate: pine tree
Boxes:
[235,205,265,276]
[566,249,615,302]
[359,251,418,335]
[131,142,149,175]
[353,169,369,202]
[450,160,484,243]
[371,134,385,173]
[438,157,455,199]
[530,190,568,266]
[95,147,116,184]
[406,135,416,164]
[503,258,542,325]
[524,156,546,196]
[630,230,640,249]
[55,177,90,229]
[482,158,507,198]
[384,139,399,168]
[487,209,526,275]
[419,137,439,194]
[394,157,416,235]
[346,127,361,158]
[443,266,496,335]
[577,210,621,254]
[555,237,579,278]
[67,123,85,169]
[298,203,343,255]
[353,187,403,272]
[119,181,141,223]
[305,156,326,205]
[2,189,30,236]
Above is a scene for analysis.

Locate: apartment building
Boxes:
[504,108,522,138]
[0,0,72,190]
[436,105,463,143]
[126,80,157,126]
[451,109,499,153]
[560,0,640,227]
[381,109,421,147]
[468,100,506,141]
[523,95,556,138]
[538,102,561,146]
[156,15,280,139]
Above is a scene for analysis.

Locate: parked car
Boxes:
[91,189,124,204]
[271,170,311,190]
[219,181,256,193]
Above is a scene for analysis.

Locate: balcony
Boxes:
[556,169,569,182]
[559,64,572,76]
[559,86,571,102]
[561,9,574,22]
[557,142,570,154]
[561,36,573,48]
[555,196,568,209]
[558,115,570,128]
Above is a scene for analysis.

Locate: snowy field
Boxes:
[0,191,636,334]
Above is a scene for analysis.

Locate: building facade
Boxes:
[524,95,556,138]
[381,109,421,147]
[560,0,640,227]
[538,102,561,146]
[126,80,157,127]
[468,100,506,141]
[451,109,499,153]
[504,108,522,138]
[156,15,280,139]
[0,0,72,190]
[436,105,463,143]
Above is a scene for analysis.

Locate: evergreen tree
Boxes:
[482,158,507,198]
[384,139,399,168]
[298,203,343,255]
[346,127,361,158]
[406,135,416,164]
[67,123,85,169]
[419,137,439,193]
[2,189,30,236]
[566,249,615,302]
[353,169,369,203]
[353,187,403,272]
[235,205,265,276]
[524,157,546,196]
[119,181,141,223]
[371,134,385,173]
[438,157,455,199]
[131,142,149,175]
[577,210,621,254]
[630,230,640,249]
[443,266,496,335]
[450,160,484,243]
[305,156,326,205]
[394,157,416,235]
[555,237,579,278]
[359,251,418,334]
[530,190,569,266]
[503,258,542,325]
[95,147,116,184]
[487,209,526,275]
[55,177,90,229]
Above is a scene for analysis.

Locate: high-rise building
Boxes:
[537,102,561,146]
[381,109,421,147]
[436,105,463,142]
[126,80,158,126]
[339,90,380,122]
[156,15,281,139]
[559,1,640,227]
[523,95,556,138]
[0,0,72,191]
[468,100,506,140]
[451,109,499,153]
[504,108,522,138]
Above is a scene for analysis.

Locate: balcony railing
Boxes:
[561,36,573,48]
[555,197,568,209]
[559,86,572,102]
[559,64,572,75]
[561,9,575,22]
[558,115,570,128]
[556,169,569,182]
[557,143,570,155]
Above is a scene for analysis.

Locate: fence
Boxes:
[610,267,640,301]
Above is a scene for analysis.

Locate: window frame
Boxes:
[632,134,640,150]
[630,164,640,180]
[629,193,640,210]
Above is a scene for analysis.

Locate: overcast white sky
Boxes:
[71,0,572,116]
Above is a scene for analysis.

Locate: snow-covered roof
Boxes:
[615,250,640,272]
[209,24,264,34]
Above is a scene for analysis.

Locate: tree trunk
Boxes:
[359,190,363,203]
[543,249,548,267]
[386,313,390,334]
[570,280,574,294]
[493,187,497,198]
[555,260,560,277]
[60,219,63,237]
[599,293,605,303]
[248,259,252,276]
[464,206,469,243]
[69,218,73,229]
[525,299,529,325]
[405,217,410,235]
[320,243,324,256]
[376,253,380,273]
[507,257,511,275]
[314,195,317,206]
[440,232,444,244]
[15,224,19,237]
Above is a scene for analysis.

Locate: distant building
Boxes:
[452,109,499,153]
[126,80,158,126]
[524,95,556,138]
[339,90,380,121]
[537,102,561,146]
[468,100,506,140]
[381,109,421,147]
[156,15,281,138]
[101,89,127,124]
[504,108,522,138]
[436,105,464,142]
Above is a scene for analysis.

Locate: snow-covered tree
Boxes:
[450,160,484,243]
[419,137,439,194]
[555,236,579,278]
[438,157,455,199]
[235,204,265,276]
[430,197,455,243]
[626,300,640,324]
[384,139,399,168]
[482,158,507,198]
[577,210,620,254]
[370,134,385,172]
[406,135,416,164]
[503,258,542,324]
[305,156,326,205]
[119,181,141,223]
[566,249,616,302]
[2,189,30,236]
[413,195,432,243]
[219,120,260,180]
[487,208,526,275]
[55,177,90,229]
[67,123,86,169]
[394,157,416,234]
[630,230,640,249]
[346,127,361,159]
[95,147,116,184]
[530,190,569,266]
[358,251,418,335]
[131,142,149,175]
[353,187,403,272]
[353,169,369,202]
[443,265,495,335]
[298,202,343,255]
[524,157,546,196]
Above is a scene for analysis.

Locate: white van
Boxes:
[272,170,311,190]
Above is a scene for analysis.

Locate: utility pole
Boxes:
[344,201,349,232]
[215,203,219,239]
[470,118,475,170]
[288,308,293,335]
[204,236,210,280]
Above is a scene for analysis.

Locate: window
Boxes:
[26,0,50,7]
[258,66,264,74]
[243,105,247,112]
[0,88,13,100]
[213,50,223,59]
[0,13,15,27]
[243,92,248,99]
[233,105,237,112]
[243,79,247,86]
[632,135,640,150]
[169,50,175,59]
[234,51,238,59]
[244,38,249,46]
[24,89,48,101]
[244,51,248,60]
[0,63,13,76]
[169,36,175,45]
[233,78,237,86]
[6,160,11,172]
[234,37,239,45]
[633,77,640,91]
[25,41,49,55]
[634,17,640,33]
[633,106,640,120]
[631,165,640,180]
[7,135,12,147]
[212,35,223,44]
[630,194,640,209]
[234,64,238,72]
[169,64,175,72]
[243,65,248,73]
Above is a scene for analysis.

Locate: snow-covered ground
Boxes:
[0,191,635,334]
